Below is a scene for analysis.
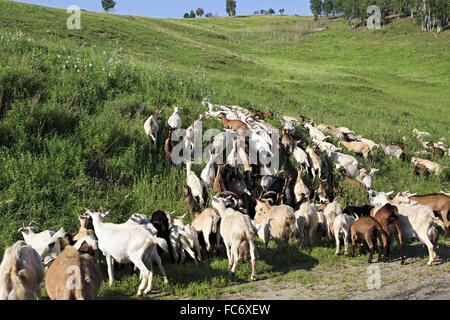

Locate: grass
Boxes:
[0,0,449,299]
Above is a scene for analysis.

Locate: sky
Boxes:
[13,0,313,18]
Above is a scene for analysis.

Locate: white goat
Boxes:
[212,197,257,280]
[356,168,379,190]
[144,109,163,146]
[18,222,66,266]
[254,200,297,249]
[294,202,319,246]
[333,214,355,256]
[293,142,311,169]
[304,122,329,142]
[191,208,221,253]
[0,241,44,300]
[201,151,217,188]
[167,105,182,130]
[84,209,168,296]
[186,161,206,205]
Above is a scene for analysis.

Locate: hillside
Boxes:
[0,0,449,299]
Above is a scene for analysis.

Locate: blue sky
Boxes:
[13,0,312,18]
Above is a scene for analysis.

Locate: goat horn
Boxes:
[28,220,38,227]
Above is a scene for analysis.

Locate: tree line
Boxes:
[310,0,449,32]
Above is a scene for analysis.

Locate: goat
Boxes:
[186,161,206,206]
[379,142,405,161]
[84,209,168,296]
[281,128,294,154]
[184,185,200,213]
[18,221,66,267]
[333,214,356,256]
[306,144,326,180]
[350,216,388,263]
[0,241,44,300]
[356,136,378,151]
[170,214,202,265]
[218,113,249,131]
[164,128,174,163]
[411,156,442,176]
[412,128,430,140]
[201,151,217,188]
[356,168,379,191]
[315,123,344,140]
[212,197,257,280]
[338,140,371,160]
[144,108,163,146]
[372,203,404,264]
[294,167,310,205]
[293,142,311,169]
[316,181,327,203]
[323,199,343,237]
[191,208,221,254]
[294,202,319,247]
[73,213,99,263]
[45,241,102,300]
[304,122,329,142]
[167,105,182,130]
[150,210,177,263]
[392,192,449,235]
[379,195,446,265]
[254,200,297,249]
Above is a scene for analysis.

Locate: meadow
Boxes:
[0,0,449,299]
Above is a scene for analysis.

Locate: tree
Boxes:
[226,0,237,16]
[260,9,266,15]
[189,10,196,18]
[279,8,285,15]
[333,0,345,16]
[196,8,204,17]
[310,0,323,21]
[183,13,189,18]
[254,11,260,15]
[323,0,334,16]
[205,12,213,17]
[101,0,116,12]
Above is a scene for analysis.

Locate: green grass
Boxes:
[0,0,449,299]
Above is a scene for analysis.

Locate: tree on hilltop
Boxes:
[101,0,116,12]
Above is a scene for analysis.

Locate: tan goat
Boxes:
[338,140,371,160]
[218,113,249,131]
[45,241,102,300]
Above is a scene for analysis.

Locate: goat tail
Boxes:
[211,216,218,234]
[432,218,446,232]
[243,215,257,239]
[151,237,169,253]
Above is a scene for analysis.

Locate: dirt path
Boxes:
[219,245,450,300]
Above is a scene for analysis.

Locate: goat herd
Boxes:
[1,97,449,300]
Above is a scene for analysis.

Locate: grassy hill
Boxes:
[0,0,449,299]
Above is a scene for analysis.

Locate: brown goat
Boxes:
[373,203,404,264]
[164,128,174,163]
[351,216,388,263]
[184,185,199,213]
[218,113,249,131]
[281,128,294,154]
[45,242,102,300]
[409,193,450,232]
